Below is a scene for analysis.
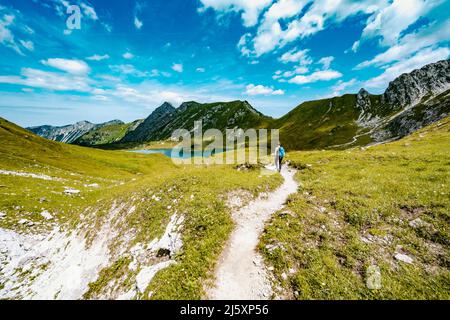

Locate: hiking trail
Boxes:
[207,166,298,300]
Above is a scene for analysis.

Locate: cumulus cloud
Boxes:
[275,53,340,85]
[279,48,312,65]
[134,17,143,29]
[0,8,28,55]
[123,52,134,60]
[41,58,91,75]
[249,0,308,56]
[198,0,273,27]
[109,64,148,77]
[356,19,450,69]
[288,70,342,85]
[356,0,438,50]
[331,78,358,96]
[0,68,92,92]
[86,54,110,61]
[150,69,171,78]
[236,0,386,57]
[245,84,285,96]
[172,63,183,73]
[134,2,145,29]
[227,0,444,59]
[318,56,334,70]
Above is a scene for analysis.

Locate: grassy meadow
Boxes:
[261,116,450,299]
[0,118,282,299]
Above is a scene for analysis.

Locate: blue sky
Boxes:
[0,0,449,127]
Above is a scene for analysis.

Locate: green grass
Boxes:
[73,122,136,146]
[0,117,282,299]
[261,116,450,299]
[3,113,449,300]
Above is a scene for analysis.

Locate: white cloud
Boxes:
[86,54,110,61]
[276,53,338,84]
[172,63,184,73]
[150,69,171,78]
[289,70,342,85]
[134,17,143,29]
[19,40,34,51]
[356,0,439,50]
[237,0,387,56]
[279,48,312,65]
[123,52,134,59]
[318,56,334,70]
[237,33,253,56]
[245,84,285,96]
[80,2,99,21]
[109,85,186,106]
[41,58,91,75]
[0,11,23,55]
[250,0,308,56]
[0,68,92,92]
[365,46,450,89]
[350,40,360,53]
[331,78,358,96]
[198,0,273,27]
[356,19,450,69]
[231,0,444,59]
[134,2,145,29]
[109,64,148,77]
[55,1,99,21]
[196,67,206,73]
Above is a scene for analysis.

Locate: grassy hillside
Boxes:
[261,115,450,299]
[130,100,273,143]
[0,117,282,299]
[73,120,142,147]
[275,94,366,150]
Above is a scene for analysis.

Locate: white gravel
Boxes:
[207,167,298,300]
[0,169,64,181]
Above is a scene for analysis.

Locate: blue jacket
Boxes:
[279,147,285,158]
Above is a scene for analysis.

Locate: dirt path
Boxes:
[207,166,298,300]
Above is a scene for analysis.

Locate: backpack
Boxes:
[279,147,285,157]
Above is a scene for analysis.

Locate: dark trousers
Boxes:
[278,156,284,171]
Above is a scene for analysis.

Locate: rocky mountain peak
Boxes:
[382,59,450,109]
[75,120,93,126]
[358,88,369,97]
[154,102,175,113]
[356,88,371,112]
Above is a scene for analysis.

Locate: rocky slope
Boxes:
[276,59,450,150]
[28,120,124,144]
[73,119,144,147]
[382,59,450,109]
[120,100,272,143]
[120,102,177,143]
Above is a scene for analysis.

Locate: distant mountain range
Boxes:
[27,59,450,150]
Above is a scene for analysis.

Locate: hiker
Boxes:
[275,143,285,172]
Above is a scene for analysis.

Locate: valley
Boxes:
[0,59,449,300]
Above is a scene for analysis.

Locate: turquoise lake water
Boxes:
[130,148,226,159]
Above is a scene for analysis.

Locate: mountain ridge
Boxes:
[27,59,450,150]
